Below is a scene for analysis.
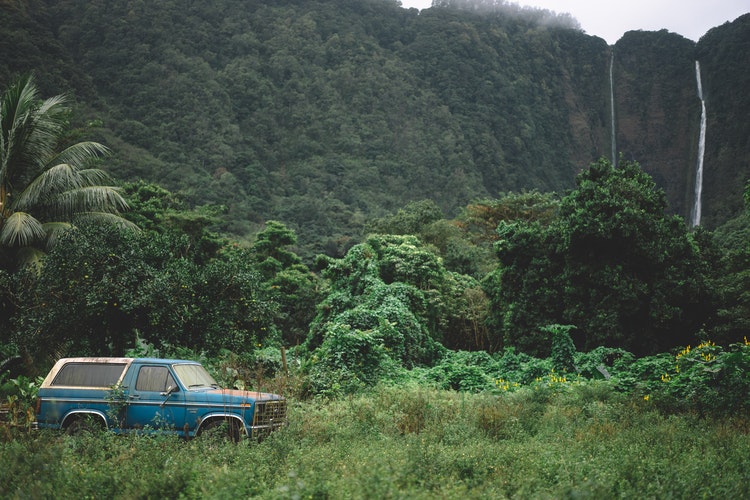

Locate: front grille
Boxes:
[252,399,287,438]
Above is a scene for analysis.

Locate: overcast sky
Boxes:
[399,0,749,44]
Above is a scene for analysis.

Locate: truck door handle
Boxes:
[129,395,140,400]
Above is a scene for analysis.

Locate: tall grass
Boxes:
[2,382,749,499]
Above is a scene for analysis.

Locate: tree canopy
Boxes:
[485,158,714,356]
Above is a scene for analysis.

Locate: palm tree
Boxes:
[0,75,135,270]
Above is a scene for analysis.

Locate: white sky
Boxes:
[399,0,749,44]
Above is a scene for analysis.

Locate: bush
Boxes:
[575,346,635,380]
[0,375,41,431]
[492,348,553,385]
[546,324,577,373]
[651,340,750,414]
[307,324,394,396]
[423,350,494,392]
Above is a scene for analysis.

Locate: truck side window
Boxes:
[51,363,127,387]
[135,366,177,392]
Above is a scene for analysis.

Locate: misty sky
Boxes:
[399,0,749,44]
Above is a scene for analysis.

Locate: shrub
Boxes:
[545,324,577,373]
[307,324,394,396]
[1,375,41,431]
[493,348,553,385]
[651,339,750,414]
[575,346,635,380]
[424,351,494,392]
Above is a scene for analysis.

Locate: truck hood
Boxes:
[204,388,284,402]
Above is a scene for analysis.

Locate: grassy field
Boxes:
[2,382,749,499]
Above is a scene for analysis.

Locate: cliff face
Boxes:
[697,13,750,228]
[555,32,611,179]
[1,1,747,246]
[613,31,699,220]
[612,15,750,227]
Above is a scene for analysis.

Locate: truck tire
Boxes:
[200,418,242,443]
[65,415,104,436]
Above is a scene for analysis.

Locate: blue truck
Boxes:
[35,357,287,440]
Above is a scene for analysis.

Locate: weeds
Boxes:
[2,340,749,497]
[2,383,747,499]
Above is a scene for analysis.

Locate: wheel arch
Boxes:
[196,413,248,437]
[61,410,108,430]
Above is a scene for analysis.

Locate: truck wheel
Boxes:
[201,418,242,443]
[66,416,103,436]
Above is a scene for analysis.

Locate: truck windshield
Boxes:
[173,364,219,389]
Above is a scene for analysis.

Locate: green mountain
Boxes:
[2,0,748,255]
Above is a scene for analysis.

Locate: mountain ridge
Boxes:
[1,0,747,255]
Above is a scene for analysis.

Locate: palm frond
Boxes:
[1,75,38,138]
[48,141,111,169]
[57,185,130,215]
[35,93,68,117]
[29,94,68,144]
[1,109,39,179]
[0,211,45,247]
[13,163,80,210]
[1,77,69,186]
[74,168,113,186]
[15,164,118,212]
[72,212,140,232]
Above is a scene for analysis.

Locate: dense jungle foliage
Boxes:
[1,66,750,497]
[1,69,748,382]
[1,0,749,259]
[0,48,748,387]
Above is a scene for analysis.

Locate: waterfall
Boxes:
[691,60,706,227]
[609,51,616,166]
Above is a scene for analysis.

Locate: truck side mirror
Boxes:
[160,385,178,398]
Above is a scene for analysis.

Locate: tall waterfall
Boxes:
[691,60,706,227]
[609,51,616,166]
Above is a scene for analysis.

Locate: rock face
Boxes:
[611,16,750,228]
[563,24,749,227]
[613,31,700,221]
[696,14,750,228]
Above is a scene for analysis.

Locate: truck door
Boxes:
[126,364,187,433]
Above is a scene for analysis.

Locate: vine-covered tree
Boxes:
[0,75,133,271]
[308,234,445,368]
[307,232,494,381]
